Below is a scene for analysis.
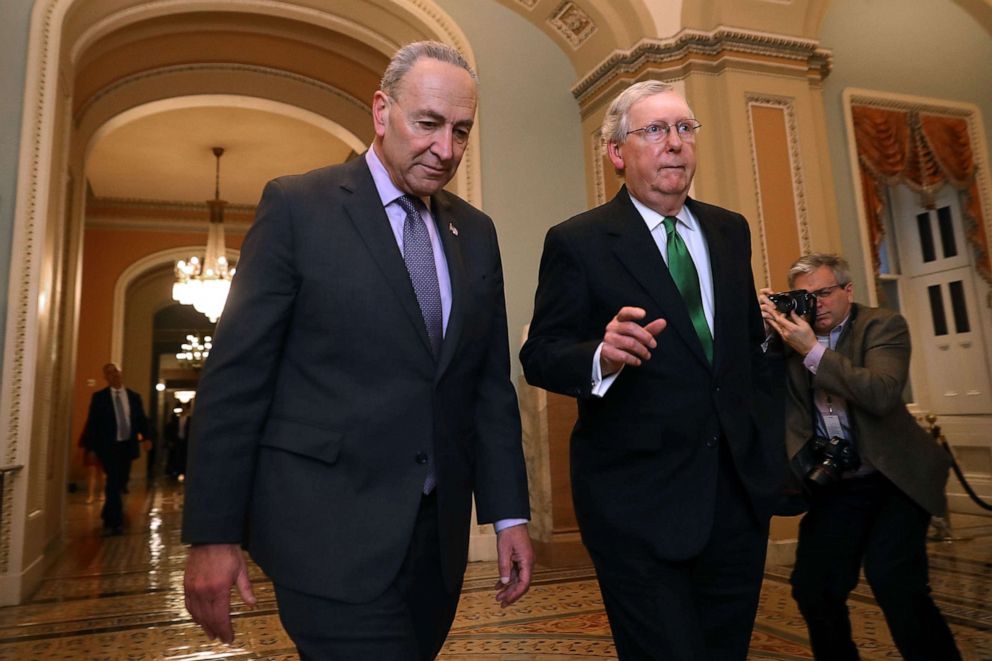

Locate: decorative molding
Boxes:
[86,217,253,233]
[88,197,256,213]
[86,197,255,233]
[846,94,974,118]
[515,0,540,8]
[572,27,832,108]
[842,88,992,303]
[74,63,370,125]
[745,93,810,289]
[591,130,606,206]
[548,1,597,50]
[0,0,65,579]
[1,0,486,580]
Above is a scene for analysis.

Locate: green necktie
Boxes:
[662,216,713,363]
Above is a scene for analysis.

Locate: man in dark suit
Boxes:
[761,253,960,660]
[81,362,150,534]
[520,81,781,660]
[181,41,533,659]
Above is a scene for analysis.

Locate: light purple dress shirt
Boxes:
[364,147,527,532]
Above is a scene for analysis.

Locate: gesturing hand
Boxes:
[600,306,668,376]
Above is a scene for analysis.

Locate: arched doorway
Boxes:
[1,0,481,605]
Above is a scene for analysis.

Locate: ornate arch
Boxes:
[1,0,480,580]
[110,247,241,368]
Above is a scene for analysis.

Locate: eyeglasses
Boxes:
[810,283,846,298]
[626,120,702,143]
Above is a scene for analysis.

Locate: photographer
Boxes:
[760,253,960,661]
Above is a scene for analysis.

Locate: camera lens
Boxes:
[807,462,838,487]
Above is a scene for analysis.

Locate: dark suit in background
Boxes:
[521,82,780,660]
[182,42,532,659]
[80,364,149,532]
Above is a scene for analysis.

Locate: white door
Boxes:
[891,185,992,415]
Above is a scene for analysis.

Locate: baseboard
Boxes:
[0,551,45,606]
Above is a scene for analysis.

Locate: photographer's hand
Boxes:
[764,309,818,356]
[757,288,776,336]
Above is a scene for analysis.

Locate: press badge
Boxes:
[822,414,844,439]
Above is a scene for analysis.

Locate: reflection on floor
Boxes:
[0,480,990,660]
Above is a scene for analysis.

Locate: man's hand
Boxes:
[600,306,668,376]
[759,290,818,356]
[184,543,257,643]
[494,524,534,608]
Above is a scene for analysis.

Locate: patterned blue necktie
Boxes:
[396,195,441,494]
[396,195,443,358]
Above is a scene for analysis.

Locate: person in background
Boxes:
[760,252,960,661]
[80,362,150,535]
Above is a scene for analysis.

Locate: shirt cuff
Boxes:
[494,518,528,533]
[803,342,826,374]
[761,332,774,353]
[591,343,621,397]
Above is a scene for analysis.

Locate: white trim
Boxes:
[83,93,367,166]
[745,94,809,289]
[841,87,992,306]
[69,0,397,66]
[2,0,484,581]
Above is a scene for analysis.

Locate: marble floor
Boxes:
[0,480,989,660]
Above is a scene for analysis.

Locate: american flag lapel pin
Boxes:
[449,222,459,237]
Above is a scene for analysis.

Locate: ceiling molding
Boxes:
[572,26,832,110]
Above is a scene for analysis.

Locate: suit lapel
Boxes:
[608,189,709,368]
[338,158,436,358]
[432,193,464,379]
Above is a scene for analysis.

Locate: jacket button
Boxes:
[415,452,429,464]
[706,435,719,448]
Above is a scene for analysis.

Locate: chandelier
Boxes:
[176,334,212,369]
[173,146,235,323]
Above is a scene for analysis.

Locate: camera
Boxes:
[767,289,817,318]
[806,436,861,486]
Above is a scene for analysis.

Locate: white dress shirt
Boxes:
[592,192,714,397]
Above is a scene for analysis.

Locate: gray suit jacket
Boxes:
[784,303,950,514]
[181,156,529,601]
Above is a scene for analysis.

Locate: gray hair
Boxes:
[380,41,478,99]
[787,253,852,288]
[601,80,682,146]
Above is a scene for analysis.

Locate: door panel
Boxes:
[891,185,992,415]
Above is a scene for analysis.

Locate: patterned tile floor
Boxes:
[0,480,989,660]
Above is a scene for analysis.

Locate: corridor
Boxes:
[0,479,989,660]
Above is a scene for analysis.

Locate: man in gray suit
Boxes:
[182,41,533,659]
[761,252,960,660]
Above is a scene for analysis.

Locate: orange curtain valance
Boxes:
[851,104,990,284]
